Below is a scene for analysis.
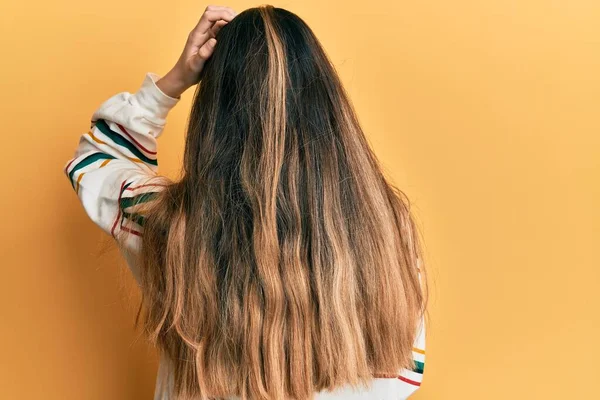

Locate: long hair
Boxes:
[130,5,428,400]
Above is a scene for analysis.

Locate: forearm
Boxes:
[156,69,190,99]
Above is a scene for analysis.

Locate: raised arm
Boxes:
[63,5,237,282]
[62,73,180,268]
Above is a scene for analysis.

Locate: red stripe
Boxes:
[116,123,157,155]
[398,375,421,387]
[111,180,127,237]
[64,158,75,174]
[120,226,142,236]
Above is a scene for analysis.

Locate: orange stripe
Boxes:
[75,172,85,194]
[412,347,425,355]
[75,159,111,193]
[88,133,143,163]
[87,130,106,145]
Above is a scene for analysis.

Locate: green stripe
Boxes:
[413,360,424,374]
[94,119,158,166]
[119,191,160,210]
[122,211,146,227]
[68,152,116,189]
[121,181,134,193]
[118,182,161,227]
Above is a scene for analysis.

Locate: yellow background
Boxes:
[1,0,598,398]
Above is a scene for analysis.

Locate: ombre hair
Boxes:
[130,5,429,400]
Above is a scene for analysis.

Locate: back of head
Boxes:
[136,5,428,400]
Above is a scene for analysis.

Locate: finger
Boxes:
[190,38,217,71]
[198,37,217,59]
[205,5,237,21]
[195,9,235,34]
[205,5,237,15]
[209,20,228,38]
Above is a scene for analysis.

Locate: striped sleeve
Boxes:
[370,316,426,399]
[63,72,179,268]
[396,260,427,398]
[371,260,426,398]
[397,314,426,398]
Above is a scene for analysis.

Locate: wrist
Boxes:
[156,69,189,98]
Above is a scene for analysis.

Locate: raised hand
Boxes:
[157,5,237,98]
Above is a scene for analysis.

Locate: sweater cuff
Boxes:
[134,72,180,121]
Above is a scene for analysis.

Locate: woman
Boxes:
[63,5,428,400]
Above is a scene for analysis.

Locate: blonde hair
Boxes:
[125,5,428,400]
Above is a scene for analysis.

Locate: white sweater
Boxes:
[63,73,426,400]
